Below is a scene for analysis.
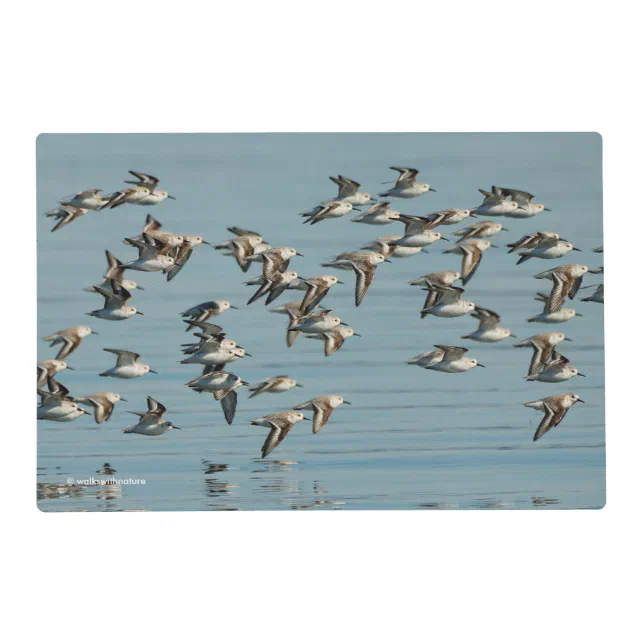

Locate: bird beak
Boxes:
[501,227,510,231]
[337,280,344,284]
[137,285,145,290]
[429,188,437,192]
[302,416,311,421]
[384,259,393,263]
[201,240,212,245]
[544,207,552,211]
[477,364,486,368]
[572,247,582,251]
[438,237,450,242]
[167,195,177,200]
[135,311,144,315]
[173,425,182,430]
[575,313,583,317]
[563,337,573,342]
[296,252,304,257]
[229,305,239,310]
[67,366,75,370]
[91,330,99,335]
[509,333,518,338]
[578,399,585,403]
[343,401,352,405]
[339,322,349,326]
[578,373,587,377]
[120,398,128,402]
[353,333,362,337]
[149,369,158,374]
[296,383,304,387]
[245,352,252,357]
[490,244,499,248]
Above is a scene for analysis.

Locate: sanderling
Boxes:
[454,220,507,242]
[258,247,302,281]
[461,307,516,342]
[121,234,175,272]
[507,231,561,254]
[360,236,422,259]
[303,325,360,357]
[328,175,372,205]
[186,367,248,424]
[525,351,586,383]
[123,171,176,206]
[130,214,183,248]
[514,332,572,377]
[421,285,475,319]
[165,235,211,282]
[101,186,151,209]
[379,167,435,199]
[42,325,97,360]
[408,270,461,287]
[246,270,299,306]
[249,376,303,398]
[181,300,238,331]
[74,392,126,424]
[534,264,589,313]
[289,310,344,335]
[181,344,249,369]
[38,379,87,422]
[424,209,474,229]
[300,200,353,225]
[423,345,485,373]
[294,395,350,434]
[321,251,389,306]
[181,332,238,357]
[250,411,309,459]
[515,239,580,264]
[123,397,180,435]
[284,308,338,347]
[291,274,343,314]
[351,202,400,225]
[392,215,446,248]
[215,228,267,273]
[472,187,519,216]
[527,293,582,323]
[443,239,494,285]
[99,349,157,379]
[37,359,72,387]
[87,280,143,320]
[494,187,550,218]
[84,250,143,294]
[523,393,583,441]
[581,283,604,304]
[64,189,109,210]
[46,204,89,232]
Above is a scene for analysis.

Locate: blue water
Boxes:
[36,133,605,511]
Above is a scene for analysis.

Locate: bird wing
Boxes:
[128,171,160,187]
[323,330,344,357]
[533,402,556,441]
[104,349,140,366]
[352,262,374,307]
[546,272,571,313]
[55,335,80,360]
[220,390,237,425]
[473,307,501,330]
[311,403,333,434]
[461,245,483,285]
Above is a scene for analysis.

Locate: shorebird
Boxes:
[303,326,360,357]
[494,187,550,218]
[525,351,586,383]
[421,285,475,319]
[289,310,344,335]
[454,221,507,242]
[64,189,108,210]
[424,209,474,229]
[507,231,561,254]
[300,200,353,225]
[360,236,422,259]
[534,264,589,313]
[186,367,248,424]
[181,344,249,369]
[409,270,461,287]
[328,175,372,205]
[100,349,157,379]
[527,293,582,323]
[123,397,180,435]
[514,332,572,377]
[391,215,446,248]
[84,250,143,294]
[250,411,309,458]
[291,275,343,314]
[74,392,126,424]
[37,359,72,386]
[180,331,236,356]
[294,395,350,434]
[38,379,87,422]
[249,376,303,398]
[87,280,143,320]
[122,171,176,205]
[515,239,580,264]
[246,270,299,306]
[461,307,516,342]
[121,234,175,272]
[523,393,583,441]
[215,228,267,272]
[42,326,97,360]
[46,204,89,232]
[443,239,494,285]
[321,251,389,306]
[379,167,435,199]
[471,187,519,216]
[181,300,238,331]
[581,283,604,304]
[351,201,400,225]
[101,186,151,209]
[423,345,485,373]
[257,247,303,281]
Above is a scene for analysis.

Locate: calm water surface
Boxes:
[36,133,605,511]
